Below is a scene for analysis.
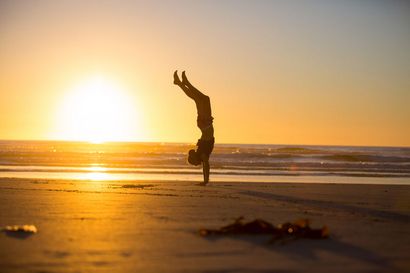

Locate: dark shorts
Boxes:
[197,138,215,157]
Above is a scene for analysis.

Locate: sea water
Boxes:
[0,140,409,184]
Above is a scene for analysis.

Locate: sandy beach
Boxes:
[0,178,409,273]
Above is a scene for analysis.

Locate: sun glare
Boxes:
[55,76,144,143]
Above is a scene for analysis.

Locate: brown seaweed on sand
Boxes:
[1,225,38,239]
[199,217,328,244]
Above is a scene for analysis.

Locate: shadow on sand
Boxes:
[203,235,393,270]
[234,188,410,223]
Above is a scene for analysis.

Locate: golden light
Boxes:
[86,166,110,181]
[54,76,145,143]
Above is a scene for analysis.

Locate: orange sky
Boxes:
[0,1,409,146]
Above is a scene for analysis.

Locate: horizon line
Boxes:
[0,138,408,149]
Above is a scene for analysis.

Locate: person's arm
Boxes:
[201,154,210,185]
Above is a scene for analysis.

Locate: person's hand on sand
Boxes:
[173,70,182,86]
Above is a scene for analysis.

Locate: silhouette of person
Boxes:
[173,71,214,185]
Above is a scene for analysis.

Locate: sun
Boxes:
[54,76,145,143]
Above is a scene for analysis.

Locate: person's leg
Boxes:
[174,71,206,103]
[178,83,196,100]
[182,71,207,99]
[174,70,196,100]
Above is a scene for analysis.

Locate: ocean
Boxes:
[0,140,409,184]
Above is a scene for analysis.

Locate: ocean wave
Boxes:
[0,141,409,180]
[319,154,410,163]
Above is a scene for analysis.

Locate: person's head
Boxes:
[188,149,201,166]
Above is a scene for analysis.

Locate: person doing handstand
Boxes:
[173,71,214,185]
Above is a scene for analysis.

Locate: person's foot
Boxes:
[173,70,182,85]
[181,71,189,85]
[197,182,208,186]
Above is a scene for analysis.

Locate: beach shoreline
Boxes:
[0,178,409,272]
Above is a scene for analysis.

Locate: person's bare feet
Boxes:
[173,70,182,85]
[181,71,189,85]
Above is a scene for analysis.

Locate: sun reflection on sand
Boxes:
[86,166,110,181]
[87,166,107,172]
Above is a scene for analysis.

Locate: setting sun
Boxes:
[54,76,144,143]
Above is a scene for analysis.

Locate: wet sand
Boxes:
[0,178,409,272]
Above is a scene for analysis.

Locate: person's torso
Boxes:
[200,124,214,140]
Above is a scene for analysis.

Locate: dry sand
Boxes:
[0,178,409,273]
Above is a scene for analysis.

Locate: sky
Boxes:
[0,0,409,146]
